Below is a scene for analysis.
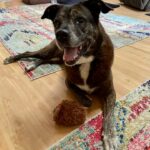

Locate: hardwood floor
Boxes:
[0,0,150,150]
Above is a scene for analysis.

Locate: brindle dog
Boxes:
[4,0,119,149]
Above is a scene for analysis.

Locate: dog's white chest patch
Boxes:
[80,63,90,83]
[76,59,97,94]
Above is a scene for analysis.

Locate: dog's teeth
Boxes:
[79,45,82,50]
[74,56,77,60]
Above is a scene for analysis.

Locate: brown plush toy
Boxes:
[53,100,86,126]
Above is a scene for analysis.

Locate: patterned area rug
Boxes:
[49,80,150,150]
[0,4,150,79]
[0,0,10,2]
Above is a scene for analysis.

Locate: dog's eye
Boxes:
[75,17,85,25]
[53,19,61,28]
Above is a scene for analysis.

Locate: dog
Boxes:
[4,0,119,149]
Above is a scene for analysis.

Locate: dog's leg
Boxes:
[24,58,64,72]
[3,40,63,66]
[103,89,117,150]
[3,51,47,65]
[24,59,45,72]
[65,80,92,107]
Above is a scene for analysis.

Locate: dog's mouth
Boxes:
[63,46,81,65]
[63,43,88,66]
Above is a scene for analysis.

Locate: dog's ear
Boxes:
[82,0,119,22]
[101,2,120,13]
[41,4,61,20]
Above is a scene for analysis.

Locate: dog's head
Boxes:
[42,0,119,66]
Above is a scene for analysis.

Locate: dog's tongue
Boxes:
[63,48,78,62]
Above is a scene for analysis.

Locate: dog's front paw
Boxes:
[3,56,15,64]
[24,64,37,72]
[103,134,118,150]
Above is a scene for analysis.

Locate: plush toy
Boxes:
[53,100,86,126]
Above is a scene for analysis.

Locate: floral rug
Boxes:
[0,4,150,79]
[49,80,150,150]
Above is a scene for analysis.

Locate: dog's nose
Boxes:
[56,29,69,42]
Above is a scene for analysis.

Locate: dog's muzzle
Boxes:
[56,29,69,43]
[56,30,90,66]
